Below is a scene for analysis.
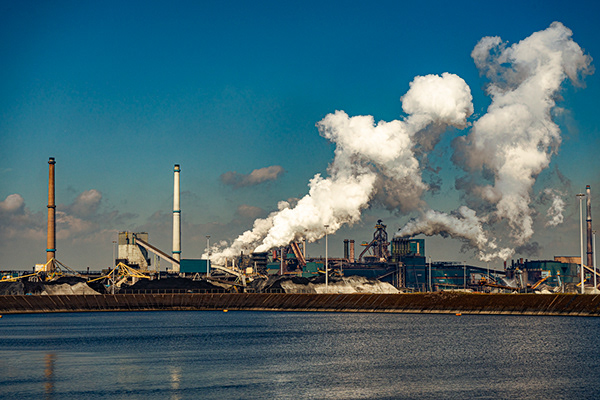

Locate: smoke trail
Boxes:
[209,73,473,264]
[397,206,489,248]
[396,22,591,262]
[213,22,591,264]
[453,22,592,245]
[544,188,566,227]
[395,206,514,261]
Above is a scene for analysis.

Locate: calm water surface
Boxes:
[0,311,598,399]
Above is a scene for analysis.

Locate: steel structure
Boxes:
[358,220,391,262]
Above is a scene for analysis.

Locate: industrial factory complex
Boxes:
[0,158,598,297]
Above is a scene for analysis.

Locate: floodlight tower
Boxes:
[586,186,593,270]
[577,193,585,294]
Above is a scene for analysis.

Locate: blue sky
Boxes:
[1,0,598,270]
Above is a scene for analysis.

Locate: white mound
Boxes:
[41,282,100,295]
[280,276,399,294]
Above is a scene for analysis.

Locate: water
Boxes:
[0,311,599,399]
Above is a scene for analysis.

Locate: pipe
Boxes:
[46,157,56,268]
[172,164,181,269]
[586,185,593,269]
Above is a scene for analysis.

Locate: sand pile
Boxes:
[40,282,99,295]
[0,276,100,295]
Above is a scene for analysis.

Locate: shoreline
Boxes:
[1,292,600,316]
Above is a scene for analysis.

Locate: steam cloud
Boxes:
[211,22,592,264]
[396,206,513,262]
[396,22,591,260]
[209,73,473,263]
[543,188,566,227]
[454,22,591,245]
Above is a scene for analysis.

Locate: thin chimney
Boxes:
[172,164,181,270]
[46,157,56,266]
[587,185,593,268]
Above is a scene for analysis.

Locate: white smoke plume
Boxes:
[397,22,591,261]
[453,22,592,245]
[213,22,591,265]
[395,206,514,262]
[209,73,473,264]
[397,206,489,248]
[544,188,566,227]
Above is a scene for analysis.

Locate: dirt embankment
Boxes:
[1,292,599,316]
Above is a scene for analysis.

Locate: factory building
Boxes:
[117,232,151,270]
[179,259,209,274]
[49,159,597,293]
[32,158,597,294]
[247,217,596,293]
[505,257,583,292]
[110,208,595,293]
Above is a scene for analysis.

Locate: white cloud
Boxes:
[220,165,286,188]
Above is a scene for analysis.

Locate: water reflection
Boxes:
[170,366,182,400]
[44,353,56,400]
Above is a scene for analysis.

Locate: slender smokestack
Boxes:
[46,157,56,266]
[172,164,181,268]
[587,185,593,268]
[349,240,355,263]
[344,239,349,260]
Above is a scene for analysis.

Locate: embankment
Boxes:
[1,292,600,316]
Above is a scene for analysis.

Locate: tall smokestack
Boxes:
[172,164,181,268]
[587,185,593,268]
[46,157,56,267]
[349,240,355,263]
[344,239,349,260]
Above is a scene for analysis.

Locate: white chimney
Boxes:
[172,164,181,269]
